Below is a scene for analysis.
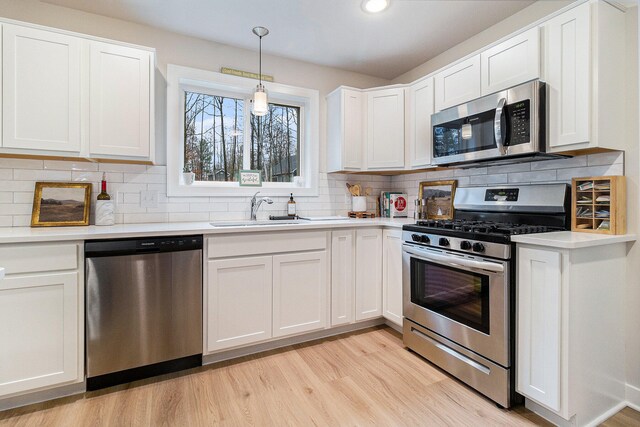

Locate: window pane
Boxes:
[184,91,244,182]
[250,104,300,183]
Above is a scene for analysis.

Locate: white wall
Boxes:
[0,0,389,169]
[391,0,572,84]
[625,4,640,406]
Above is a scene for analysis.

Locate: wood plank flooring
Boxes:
[0,326,636,426]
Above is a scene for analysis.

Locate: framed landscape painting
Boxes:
[31,182,92,227]
[419,180,457,220]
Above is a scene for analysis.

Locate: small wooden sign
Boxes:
[238,170,262,187]
[221,67,274,82]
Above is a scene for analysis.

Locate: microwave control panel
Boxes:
[506,99,530,145]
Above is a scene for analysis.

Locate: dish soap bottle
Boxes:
[95,172,115,226]
[288,193,297,217]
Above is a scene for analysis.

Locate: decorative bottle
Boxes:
[95,172,115,226]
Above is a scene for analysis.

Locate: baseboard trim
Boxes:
[0,381,85,412]
[203,318,387,365]
[626,383,640,411]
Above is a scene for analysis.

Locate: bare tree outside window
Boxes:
[184,91,244,181]
[250,104,300,183]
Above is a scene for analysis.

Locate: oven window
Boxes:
[411,258,490,334]
[433,108,497,158]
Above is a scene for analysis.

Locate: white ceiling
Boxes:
[42,0,536,80]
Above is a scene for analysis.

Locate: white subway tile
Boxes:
[13,192,33,204]
[0,180,35,192]
[0,192,13,203]
[530,155,587,171]
[588,151,624,166]
[469,174,508,186]
[190,203,228,212]
[454,167,487,177]
[0,215,12,227]
[12,215,31,227]
[72,171,124,183]
[44,160,99,171]
[13,169,71,181]
[487,163,530,174]
[508,170,557,183]
[556,164,624,181]
[123,173,166,184]
[0,170,12,180]
[0,203,32,215]
[169,212,209,222]
[115,204,147,214]
[99,163,147,173]
[147,203,190,213]
[0,158,43,169]
[123,213,169,223]
[146,165,168,175]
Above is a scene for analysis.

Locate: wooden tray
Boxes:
[348,211,376,219]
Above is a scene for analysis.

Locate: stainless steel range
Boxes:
[402,183,570,408]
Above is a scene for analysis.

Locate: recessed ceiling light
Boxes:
[362,0,390,14]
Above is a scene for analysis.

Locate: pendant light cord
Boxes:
[259,34,262,87]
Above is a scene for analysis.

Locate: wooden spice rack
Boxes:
[571,176,625,234]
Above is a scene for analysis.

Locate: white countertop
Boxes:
[0,218,414,244]
[511,231,637,249]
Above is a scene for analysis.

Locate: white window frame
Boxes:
[167,64,319,197]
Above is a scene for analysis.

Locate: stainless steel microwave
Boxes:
[431,80,546,166]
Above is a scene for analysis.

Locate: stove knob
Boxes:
[472,242,485,253]
[420,235,431,244]
[460,240,472,250]
[439,238,450,247]
[411,234,421,242]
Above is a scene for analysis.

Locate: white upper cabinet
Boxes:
[480,27,540,95]
[326,88,364,172]
[434,55,481,111]
[89,42,152,159]
[2,24,81,153]
[543,1,625,152]
[367,88,405,170]
[405,77,434,169]
[0,20,155,162]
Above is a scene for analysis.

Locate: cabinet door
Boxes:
[406,78,434,168]
[207,257,272,352]
[2,24,81,152]
[543,3,590,149]
[273,251,327,337]
[355,229,383,321]
[517,246,562,412]
[90,42,151,158]
[481,27,540,95]
[382,230,403,326]
[434,55,481,111]
[331,230,355,326]
[0,272,80,397]
[343,89,364,170]
[367,88,405,169]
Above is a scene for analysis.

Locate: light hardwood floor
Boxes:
[0,326,636,426]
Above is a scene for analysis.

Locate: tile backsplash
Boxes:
[0,151,623,227]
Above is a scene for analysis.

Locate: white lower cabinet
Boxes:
[355,229,383,321]
[382,229,403,326]
[273,251,327,337]
[206,256,273,352]
[516,242,628,425]
[0,243,82,399]
[205,232,328,353]
[331,230,355,326]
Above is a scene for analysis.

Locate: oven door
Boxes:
[402,243,510,366]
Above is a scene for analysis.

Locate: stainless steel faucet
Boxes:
[250,191,273,221]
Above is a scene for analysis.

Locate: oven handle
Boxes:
[403,245,505,273]
[494,97,507,155]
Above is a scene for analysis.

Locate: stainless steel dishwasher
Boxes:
[85,235,203,390]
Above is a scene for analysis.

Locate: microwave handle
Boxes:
[494,97,507,155]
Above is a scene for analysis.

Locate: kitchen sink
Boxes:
[210,220,303,227]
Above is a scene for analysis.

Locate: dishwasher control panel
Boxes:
[85,235,203,257]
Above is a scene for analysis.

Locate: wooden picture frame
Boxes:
[238,170,262,187]
[418,180,457,220]
[31,182,92,227]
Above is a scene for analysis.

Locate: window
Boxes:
[167,64,318,197]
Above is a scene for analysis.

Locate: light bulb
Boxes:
[362,0,389,13]
[252,85,268,116]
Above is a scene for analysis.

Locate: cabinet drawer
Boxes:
[0,243,79,275]
[208,231,327,259]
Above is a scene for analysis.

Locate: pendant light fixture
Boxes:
[252,26,269,116]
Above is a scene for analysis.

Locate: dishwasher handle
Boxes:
[85,235,203,257]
